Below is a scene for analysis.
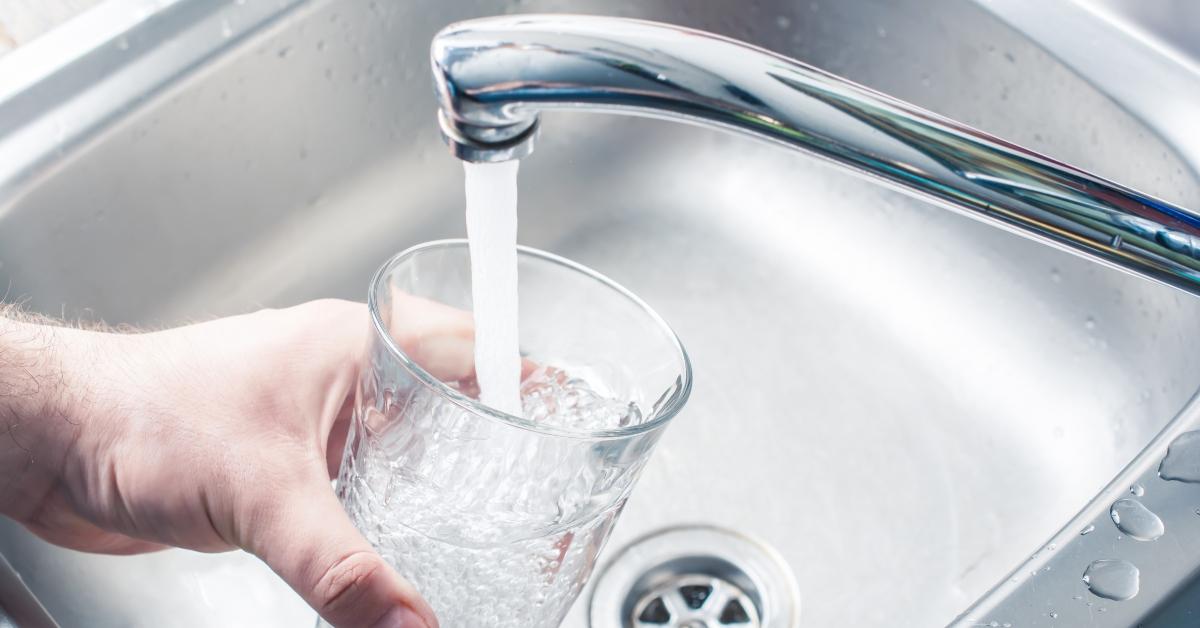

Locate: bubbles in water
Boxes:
[336,364,641,627]
[1130,483,1145,496]
[521,366,644,431]
[1109,498,1163,541]
[1159,430,1200,483]
[1082,559,1140,601]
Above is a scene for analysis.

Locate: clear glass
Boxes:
[329,239,691,627]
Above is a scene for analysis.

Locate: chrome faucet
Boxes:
[431,15,1200,296]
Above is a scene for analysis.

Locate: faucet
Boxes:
[431,15,1200,296]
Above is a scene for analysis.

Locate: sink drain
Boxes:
[631,574,760,627]
[589,526,800,628]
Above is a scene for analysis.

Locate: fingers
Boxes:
[390,293,477,384]
[244,470,437,628]
[389,292,541,397]
[23,516,169,555]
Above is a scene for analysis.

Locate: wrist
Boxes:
[0,318,97,520]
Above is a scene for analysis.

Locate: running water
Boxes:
[326,161,655,628]
[463,160,523,415]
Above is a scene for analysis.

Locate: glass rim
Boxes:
[367,238,693,440]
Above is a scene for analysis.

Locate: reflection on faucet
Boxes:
[430,15,1200,295]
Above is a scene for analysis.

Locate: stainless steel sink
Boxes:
[2,1,1199,626]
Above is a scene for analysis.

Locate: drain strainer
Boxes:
[631,574,760,627]
[589,526,800,628]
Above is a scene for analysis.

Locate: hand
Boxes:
[0,300,438,628]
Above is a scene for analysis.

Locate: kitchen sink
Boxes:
[2,0,1199,626]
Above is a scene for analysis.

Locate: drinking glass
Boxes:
[329,239,691,627]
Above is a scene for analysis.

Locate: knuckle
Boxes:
[312,549,385,614]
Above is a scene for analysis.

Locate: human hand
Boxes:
[0,299,439,628]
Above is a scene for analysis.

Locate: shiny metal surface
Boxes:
[0,553,57,628]
[1,1,1200,627]
[981,0,1200,180]
[589,526,797,628]
[631,575,759,628]
[431,15,1200,297]
[952,394,1200,626]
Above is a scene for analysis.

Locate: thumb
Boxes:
[245,473,438,628]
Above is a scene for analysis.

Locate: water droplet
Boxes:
[1110,498,1163,541]
[1160,430,1200,482]
[1080,524,1095,535]
[655,73,666,81]
[776,15,791,29]
[1084,316,1097,330]
[1082,559,1140,601]
[920,73,931,87]
[277,46,293,58]
[1072,595,1082,601]
[1050,611,1058,619]
[316,39,326,51]
[1130,483,1144,496]
[220,19,232,38]
[115,36,130,51]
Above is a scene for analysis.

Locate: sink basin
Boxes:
[2,0,1199,626]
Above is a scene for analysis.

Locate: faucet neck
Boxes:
[432,15,1200,295]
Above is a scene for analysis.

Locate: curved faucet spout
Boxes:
[431,15,1200,295]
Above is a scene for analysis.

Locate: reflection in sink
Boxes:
[1,0,1199,626]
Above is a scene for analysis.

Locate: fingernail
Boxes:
[371,606,429,628]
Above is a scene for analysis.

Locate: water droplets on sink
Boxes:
[1083,559,1140,601]
[1109,498,1164,541]
[1129,483,1144,496]
[1159,430,1200,483]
